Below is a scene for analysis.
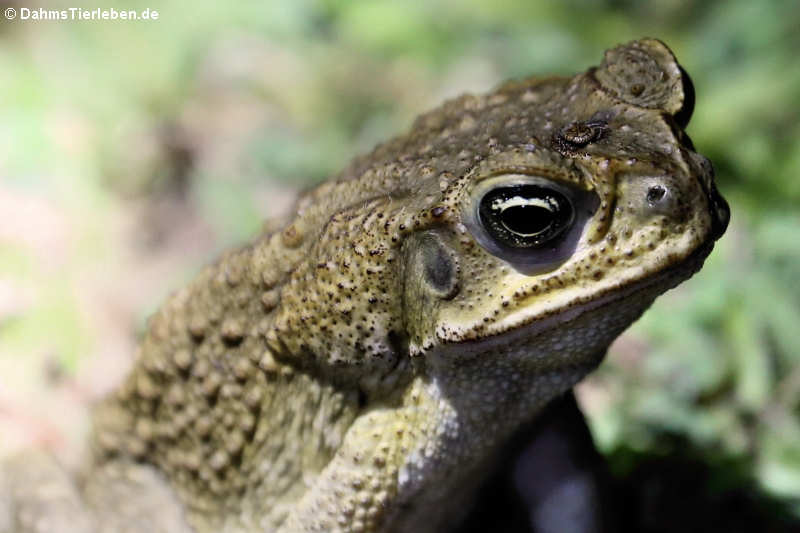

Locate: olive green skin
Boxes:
[1,39,728,533]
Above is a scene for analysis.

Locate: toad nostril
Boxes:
[646,185,667,205]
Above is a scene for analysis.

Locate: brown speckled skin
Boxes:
[1,39,728,533]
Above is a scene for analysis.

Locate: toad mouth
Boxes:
[445,235,717,357]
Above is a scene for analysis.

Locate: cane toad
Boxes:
[1,38,729,533]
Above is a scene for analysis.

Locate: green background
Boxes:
[1,0,798,526]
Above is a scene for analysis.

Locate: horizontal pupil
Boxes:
[477,182,576,250]
[499,204,554,236]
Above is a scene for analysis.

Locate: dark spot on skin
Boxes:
[222,334,243,347]
[358,389,368,409]
[630,83,645,96]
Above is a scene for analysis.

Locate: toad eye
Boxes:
[464,174,599,274]
[478,184,574,248]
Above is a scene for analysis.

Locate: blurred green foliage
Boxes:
[1,0,799,521]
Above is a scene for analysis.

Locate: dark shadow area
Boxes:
[605,432,800,533]
[454,393,613,533]
[454,397,799,533]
